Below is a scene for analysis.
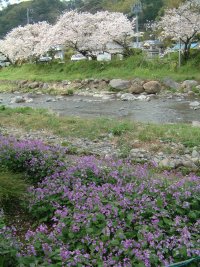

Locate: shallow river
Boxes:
[0,93,200,124]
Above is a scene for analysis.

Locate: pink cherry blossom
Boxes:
[155,0,200,59]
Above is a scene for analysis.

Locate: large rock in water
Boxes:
[109,79,131,91]
[143,81,161,94]
[121,93,136,101]
[10,96,26,103]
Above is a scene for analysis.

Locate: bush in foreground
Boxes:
[0,135,67,183]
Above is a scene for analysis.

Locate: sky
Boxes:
[0,0,68,10]
[0,0,31,10]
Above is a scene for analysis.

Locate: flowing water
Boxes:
[0,93,200,124]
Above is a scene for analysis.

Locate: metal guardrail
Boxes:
[168,256,200,267]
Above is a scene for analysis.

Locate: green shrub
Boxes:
[110,122,132,136]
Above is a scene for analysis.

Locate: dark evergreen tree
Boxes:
[0,0,67,38]
[0,0,186,38]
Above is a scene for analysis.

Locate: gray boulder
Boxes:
[163,77,180,90]
[62,80,70,86]
[192,121,200,127]
[121,93,136,101]
[38,82,44,88]
[42,83,49,89]
[181,80,198,91]
[189,101,200,109]
[181,160,198,171]
[18,80,28,88]
[192,150,200,158]
[109,79,131,91]
[10,96,26,103]
[143,81,161,94]
[28,82,40,89]
[159,158,176,168]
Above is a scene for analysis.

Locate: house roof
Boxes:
[172,42,199,50]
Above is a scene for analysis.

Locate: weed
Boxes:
[110,122,132,136]
[66,88,74,95]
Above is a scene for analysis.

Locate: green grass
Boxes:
[0,106,200,151]
[0,82,15,93]
[0,170,28,210]
[0,53,199,82]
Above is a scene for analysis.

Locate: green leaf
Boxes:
[68,232,74,238]
[127,213,133,222]
[188,211,197,220]
[101,235,109,242]
[156,198,163,208]
[97,261,103,267]
[137,232,143,240]
[163,217,173,226]
[110,239,120,246]
[136,263,146,267]
[179,247,187,258]
[86,228,94,234]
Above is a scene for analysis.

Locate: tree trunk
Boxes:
[183,41,191,61]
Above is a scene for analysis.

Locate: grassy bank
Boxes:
[0,53,200,82]
[0,106,200,151]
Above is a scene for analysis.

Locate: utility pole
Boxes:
[27,8,33,24]
[27,8,30,24]
[178,38,181,68]
[132,1,142,48]
[178,17,182,68]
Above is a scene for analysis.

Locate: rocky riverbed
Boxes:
[0,77,200,171]
[0,91,199,123]
[1,125,200,172]
[0,77,200,122]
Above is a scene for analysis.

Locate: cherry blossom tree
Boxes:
[0,11,135,62]
[156,0,200,60]
[0,22,52,63]
[52,11,135,59]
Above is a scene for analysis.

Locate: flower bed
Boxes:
[0,135,67,183]
[0,136,200,267]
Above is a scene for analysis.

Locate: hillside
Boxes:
[0,0,186,38]
[65,0,185,20]
[0,0,67,38]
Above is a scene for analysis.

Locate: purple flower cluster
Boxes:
[25,158,200,266]
[0,135,67,182]
[1,136,200,266]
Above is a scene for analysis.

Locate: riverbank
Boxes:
[0,54,200,82]
[0,73,199,172]
[0,106,200,174]
[0,62,200,171]
[0,76,200,104]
